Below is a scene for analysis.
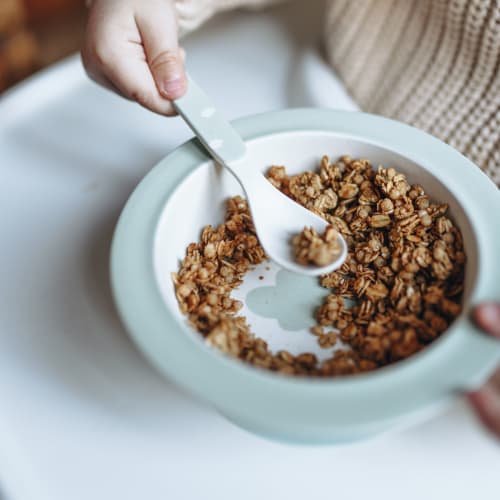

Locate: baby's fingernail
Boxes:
[163,77,184,96]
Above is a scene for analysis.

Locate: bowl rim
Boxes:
[111,108,500,428]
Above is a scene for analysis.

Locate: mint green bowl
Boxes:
[111,109,500,444]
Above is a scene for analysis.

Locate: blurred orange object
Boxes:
[0,0,25,36]
[0,0,85,92]
[23,0,83,22]
[2,30,38,76]
[0,0,38,92]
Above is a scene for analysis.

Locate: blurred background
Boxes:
[0,0,85,93]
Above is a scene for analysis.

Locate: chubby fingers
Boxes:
[81,0,186,116]
[468,380,500,439]
[472,303,500,338]
[136,1,188,100]
[468,303,500,439]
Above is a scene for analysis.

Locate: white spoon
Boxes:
[173,77,347,276]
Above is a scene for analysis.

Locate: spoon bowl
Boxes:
[229,158,348,276]
[173,77,347,276]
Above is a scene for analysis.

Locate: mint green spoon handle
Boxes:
[173,77,246,165]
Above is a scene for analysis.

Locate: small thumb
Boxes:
[138,7,187,100]
[149,46,187,100]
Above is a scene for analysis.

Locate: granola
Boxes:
[292,225,342,267]
[172,156,465,377]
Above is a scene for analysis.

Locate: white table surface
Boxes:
[0,2,499,499]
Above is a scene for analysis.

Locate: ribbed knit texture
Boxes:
[175,0,500,184]
[325,0,500,184]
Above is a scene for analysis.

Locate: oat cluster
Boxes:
[172,155,465,377]
[292,225,342,267]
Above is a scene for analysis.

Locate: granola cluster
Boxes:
[292,225,342,267]
[172,156,465,377]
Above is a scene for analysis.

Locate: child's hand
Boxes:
[81,0,187,115]
[469,303,500,438]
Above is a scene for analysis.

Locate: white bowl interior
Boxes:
[154,131,477,361]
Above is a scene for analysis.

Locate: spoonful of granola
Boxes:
[173,76,347,276]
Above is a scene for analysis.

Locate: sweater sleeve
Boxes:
[174,0,284,35]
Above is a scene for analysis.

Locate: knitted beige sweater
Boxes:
[175,0,500,184]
